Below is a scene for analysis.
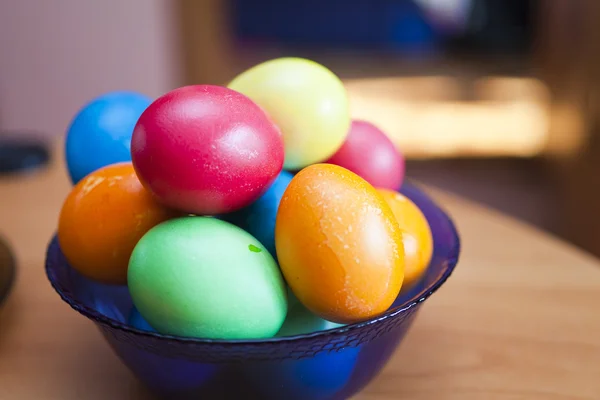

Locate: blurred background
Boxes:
[1,0,600,256]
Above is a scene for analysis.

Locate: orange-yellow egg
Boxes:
[58,162,181,284]
[377,189,433,291]
[275,164,405,324]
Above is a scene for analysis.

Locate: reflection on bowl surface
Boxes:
[45,182,460,399]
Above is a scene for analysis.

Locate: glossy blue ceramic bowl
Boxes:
[45,182,460,399]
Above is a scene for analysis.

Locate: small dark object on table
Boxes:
[0,134,51,175]
[0,236,15,306]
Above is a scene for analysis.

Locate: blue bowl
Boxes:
[45,182,460,399]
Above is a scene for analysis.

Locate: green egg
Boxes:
[128,216,288,339]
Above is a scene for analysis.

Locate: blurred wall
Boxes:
[0,0,182,138]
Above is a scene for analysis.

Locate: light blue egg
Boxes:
[65,91,151,184]
[128,306,157,333]
[223,171,294,260]
[277,302,344,337]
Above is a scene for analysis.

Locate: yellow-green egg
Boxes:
[228,57,351,170]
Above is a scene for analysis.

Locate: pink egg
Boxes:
[325,120,404,190]
[131,85,284,215]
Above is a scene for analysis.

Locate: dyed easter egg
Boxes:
[58,162,179,284]
[326,120,405,191]
[275,164,405,324]
[124,306,220,392]
[228,58,350,170]
[131,85,284,215]
[377,189,433,291]
[128,306,157,333]
[65,91,151,184]
[128,216,288,339]
[222,170,294,259]
[276,302,344,337]
[250,345,359,400]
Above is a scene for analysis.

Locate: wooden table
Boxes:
[1,147,600,400]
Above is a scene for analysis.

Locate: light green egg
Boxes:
[276,301,345,337]
[228,57,351,170]
[128,216,288,339]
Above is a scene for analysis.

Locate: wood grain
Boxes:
[1,144,600,399]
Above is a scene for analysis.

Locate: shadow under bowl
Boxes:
[45,182,460,400]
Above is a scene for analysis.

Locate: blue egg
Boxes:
[128,306,157,332]
[249,345,360,400]
[250,303,357,399]
[223,171,294,259]
[65,91,152,184]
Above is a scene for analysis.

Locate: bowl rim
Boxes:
[45,181,460,347]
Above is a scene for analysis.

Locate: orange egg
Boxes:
[377,189,433,291]
[275,164,404,324]
[58,162,180,284]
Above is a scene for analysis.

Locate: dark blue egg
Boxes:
[65,91,151,184]
[223,170,294,259]
[249,345,360,400]
[128,306,157,333]
[248,302,357,399]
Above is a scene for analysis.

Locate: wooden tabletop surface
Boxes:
[1,146,600,400]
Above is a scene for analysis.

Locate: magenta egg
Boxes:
[131,85,284,215]
[325,120,404,190]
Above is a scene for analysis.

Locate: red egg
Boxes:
[325,120,404,190]
[131,85,285,215]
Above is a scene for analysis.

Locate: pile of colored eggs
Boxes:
[57,57,434,340]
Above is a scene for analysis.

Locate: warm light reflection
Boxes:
[344,76,585,158]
